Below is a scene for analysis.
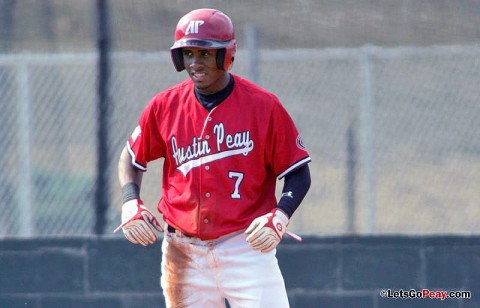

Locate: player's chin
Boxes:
[193,80,213,92]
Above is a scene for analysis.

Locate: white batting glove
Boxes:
[245,209,291,253]
[113,199,163,246]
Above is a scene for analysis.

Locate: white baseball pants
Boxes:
[160,230,290,308]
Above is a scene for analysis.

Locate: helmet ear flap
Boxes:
[216,48,226,70]
[171,49,185,72]
[216,45,235,71]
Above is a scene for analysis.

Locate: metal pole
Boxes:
[95,0,111,235]
[360,46,376,234]
[245,23,259,84]
[16,60,34,236]
[346,118,357,234]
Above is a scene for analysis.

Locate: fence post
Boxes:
[245,23,259,84]
[346,118,357,234]
[95,0,111,235]
[16,59,34,236]
[360,46,376,234]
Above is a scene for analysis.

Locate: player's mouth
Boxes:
[191,71,207,82]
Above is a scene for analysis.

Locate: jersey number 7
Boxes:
[228,171,244,199]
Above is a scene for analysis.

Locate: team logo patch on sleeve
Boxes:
[131,125,141,142]
[296,136,306,150]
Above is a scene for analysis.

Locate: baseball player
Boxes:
[115,8,311,308]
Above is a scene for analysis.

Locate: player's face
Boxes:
[182,48,230,95]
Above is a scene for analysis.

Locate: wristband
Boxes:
[122,183,140,203]
[275,209,289,225]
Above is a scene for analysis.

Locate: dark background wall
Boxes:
[0,235,478,308]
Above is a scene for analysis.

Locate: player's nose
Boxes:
[189,59,202,69]
[188,54,206,68]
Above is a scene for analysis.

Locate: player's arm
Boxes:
[114,145,163,246]
[277,164,311,218]
[119,145,143,190]
[245,164,311,253]
[118,146,143,189]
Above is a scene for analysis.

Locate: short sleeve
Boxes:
[126,96,166,171]
[265,99,311,179]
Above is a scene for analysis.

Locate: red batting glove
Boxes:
[113,199,163,246]
[245,209,293,253]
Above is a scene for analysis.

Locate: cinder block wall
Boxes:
[0,236,478,308]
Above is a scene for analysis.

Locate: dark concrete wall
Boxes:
[0,235,478,307]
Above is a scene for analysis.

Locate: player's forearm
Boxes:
[276,164,311,218]
[118,146,143,186]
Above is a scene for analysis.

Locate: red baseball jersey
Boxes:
[127,74,311,240]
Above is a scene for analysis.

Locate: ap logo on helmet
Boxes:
[185,20,204,35]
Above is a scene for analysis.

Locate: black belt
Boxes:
[167,225,193,237]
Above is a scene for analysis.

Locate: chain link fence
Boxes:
[1,45,479,237]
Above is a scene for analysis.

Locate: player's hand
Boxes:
[113,199,163,246]
[245,209,289,253]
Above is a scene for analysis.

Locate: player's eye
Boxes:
[182,50,193,57]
